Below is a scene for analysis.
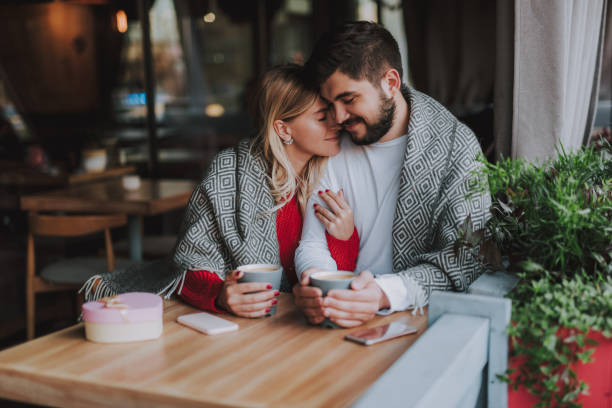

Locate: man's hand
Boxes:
[322,271,390,328]
[292,268,325,325]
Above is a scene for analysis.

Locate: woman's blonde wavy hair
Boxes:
[251,64,329,214]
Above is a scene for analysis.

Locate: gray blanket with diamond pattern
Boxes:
[81,140,283,301]
[389,88,491,295]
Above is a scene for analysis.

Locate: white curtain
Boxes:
[512,0,607,161]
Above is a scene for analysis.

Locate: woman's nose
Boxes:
[326,114,341,130]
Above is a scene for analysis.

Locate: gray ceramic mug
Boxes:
[237,263,283,316]
[309,270,355,328]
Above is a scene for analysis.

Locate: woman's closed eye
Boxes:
[342,97,355,105]
[318,113,327,122]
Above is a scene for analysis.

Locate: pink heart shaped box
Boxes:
[82,292,163,343]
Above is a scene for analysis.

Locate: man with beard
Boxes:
[293,21,491,328]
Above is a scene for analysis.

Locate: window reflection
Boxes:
[0,0,385,180]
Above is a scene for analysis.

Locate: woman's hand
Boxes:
[314,189,355,240]
[216,270,278,318]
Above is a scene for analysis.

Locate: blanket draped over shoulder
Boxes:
[389,87,492,296]
[81,140,285,302]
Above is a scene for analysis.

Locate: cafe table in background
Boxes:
[0,294,427,407]
[20,178,196,261]
[0,162,136,209]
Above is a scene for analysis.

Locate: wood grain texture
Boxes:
[0,294,427,408]
[66,166,137,185]
[20,179,196,216]
[28,213,127,237]
[0,3,98,114]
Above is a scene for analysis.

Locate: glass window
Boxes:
[270,0,314,65]
[110,0,261,179]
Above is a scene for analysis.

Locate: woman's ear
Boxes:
[273,119,292,144]
[380,68,401,98]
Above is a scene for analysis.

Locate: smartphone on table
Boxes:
[177,312,239,335]
[344,317,418,345]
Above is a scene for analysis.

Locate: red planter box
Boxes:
[508,330,612,407]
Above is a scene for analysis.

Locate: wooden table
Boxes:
[0,165,136,209]
[0,294,427,407]
[0,165,137,187]
[20,178,196,261]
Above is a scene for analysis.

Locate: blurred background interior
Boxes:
[0,0,610,348]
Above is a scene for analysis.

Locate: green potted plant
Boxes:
[456,130,612,407]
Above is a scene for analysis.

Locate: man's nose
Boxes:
[332,103,350,124]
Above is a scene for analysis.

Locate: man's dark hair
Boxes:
[305,21,403,87]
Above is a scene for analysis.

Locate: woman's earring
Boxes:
[282,138,294,145]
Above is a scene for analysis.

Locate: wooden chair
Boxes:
[26,213,131,339]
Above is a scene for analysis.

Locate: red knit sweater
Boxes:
[179,195,359,312]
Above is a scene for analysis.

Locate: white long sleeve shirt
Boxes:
[295,135,426,313]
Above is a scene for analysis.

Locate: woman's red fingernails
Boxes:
[266,284,273,289]
[318,190,322,194]
[265,308,271,313]
[325,189,329,192]
[274,291,280,296]
[272,299,278,305]
[313,203,318,208]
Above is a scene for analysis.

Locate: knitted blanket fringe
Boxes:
[79,270,188,303]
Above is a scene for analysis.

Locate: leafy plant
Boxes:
[457,143,612,281]
[504,274,612,407]
[455,138,612,407]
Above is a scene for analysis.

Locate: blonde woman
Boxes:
[176,64,359,317]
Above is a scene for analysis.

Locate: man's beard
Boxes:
[344,94,396,146]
